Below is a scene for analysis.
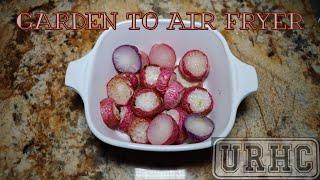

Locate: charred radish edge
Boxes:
[131,88,163,118]
[139,65,161,89]
[149,43,176,69]
[165,108,188,144]
[128,117,150,144]
[184,114,214,143]
[147,114,179,145]
[179,50,209,81]
[107,75,134,106]
[121,72,139,89]
[181,87,214,115]
[139,50,150,68]
[100,98,120,129]
[112,45,142,73]
[174,66,203,88]
[164,81,185,109]
[156,68,177,94]
[119,106,135,132]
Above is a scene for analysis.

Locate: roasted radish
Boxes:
[163,81,185,109]
[107,75,134,106]
[121,72,139,89]
[184,114,214,143]
[139,51,150,68]
[140,65,161,89]
[100,98,120,129]
[131,88,163,118]
[165,108,188,144]
[156,68,177,94]
[179,50,209,81]
[119,106,135,132]
[112,45,141,73]
[128,117,150,144]
[174,67,202,88]
[147,114,179,145]
[149,43,176,69]
[181,87,214,115]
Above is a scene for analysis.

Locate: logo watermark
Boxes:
[212,138,319,179]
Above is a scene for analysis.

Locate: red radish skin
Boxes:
[147,114,179,145]
[140,65,161,89]
[156,68,177,94]
[112,45,142,73]
[164,81,185,109]
[179,50,209,81]
[119,106,135,132]
[107,75,134,106]
[174,67,202,88]
[128,117,150,144]
[100,98,120,129]
[149,43,176,69]
[121,73,139,89]
[181,87,214,115]
[165,108,188,144]
[184,114,214,143]
[131,88,163,118]
[139,51,150,68]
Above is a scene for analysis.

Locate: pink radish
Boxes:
[184,114,214,143]
[119,106,135,132]
[140,65,161,89]
[164,81,185,109]
[112,45,141,73]
[107,75,134,106]
[147,114,179,145]
[131,88,163,118]
[181,87,214,115]
[121,72,139,89]
[149,43,176,69]
[139,51,150,68]
[100,98,120,129]
[179,50,209,81]
[165,108,188,144]
[156,68,177,94]
[128,117,150,144]
[174,67,202,88]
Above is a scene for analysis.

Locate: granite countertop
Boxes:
[0,0,319,179]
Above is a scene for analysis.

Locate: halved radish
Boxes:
[140,65,161,89]
[107,75,134,106]
[149,43,176,69]
[119,105,135,132]
[112,45,141,73]
[184,114,214,143]
[174,67,202,88]
[121,72,139,89]
[164,81,185,109]
[139,51,150,68]
[147,114,179,145]
[181,87,214,115]
[131,88,163,118]
[156,68,177,94]
[100,98,120,129]
[128,117,150,144]
[179,50,209,81]
[165,108,188,144]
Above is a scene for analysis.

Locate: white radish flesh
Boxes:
[112,45,141,73]
[147,114,178,145]
[184,115,214,143]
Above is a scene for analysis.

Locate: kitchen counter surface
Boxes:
[0,0,319,179]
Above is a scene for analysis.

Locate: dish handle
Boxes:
[232,55,258,104]
[65,51,92,98]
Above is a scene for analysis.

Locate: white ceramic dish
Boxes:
[65,19,258,151]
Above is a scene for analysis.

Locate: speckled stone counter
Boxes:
[0,0,319,179]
